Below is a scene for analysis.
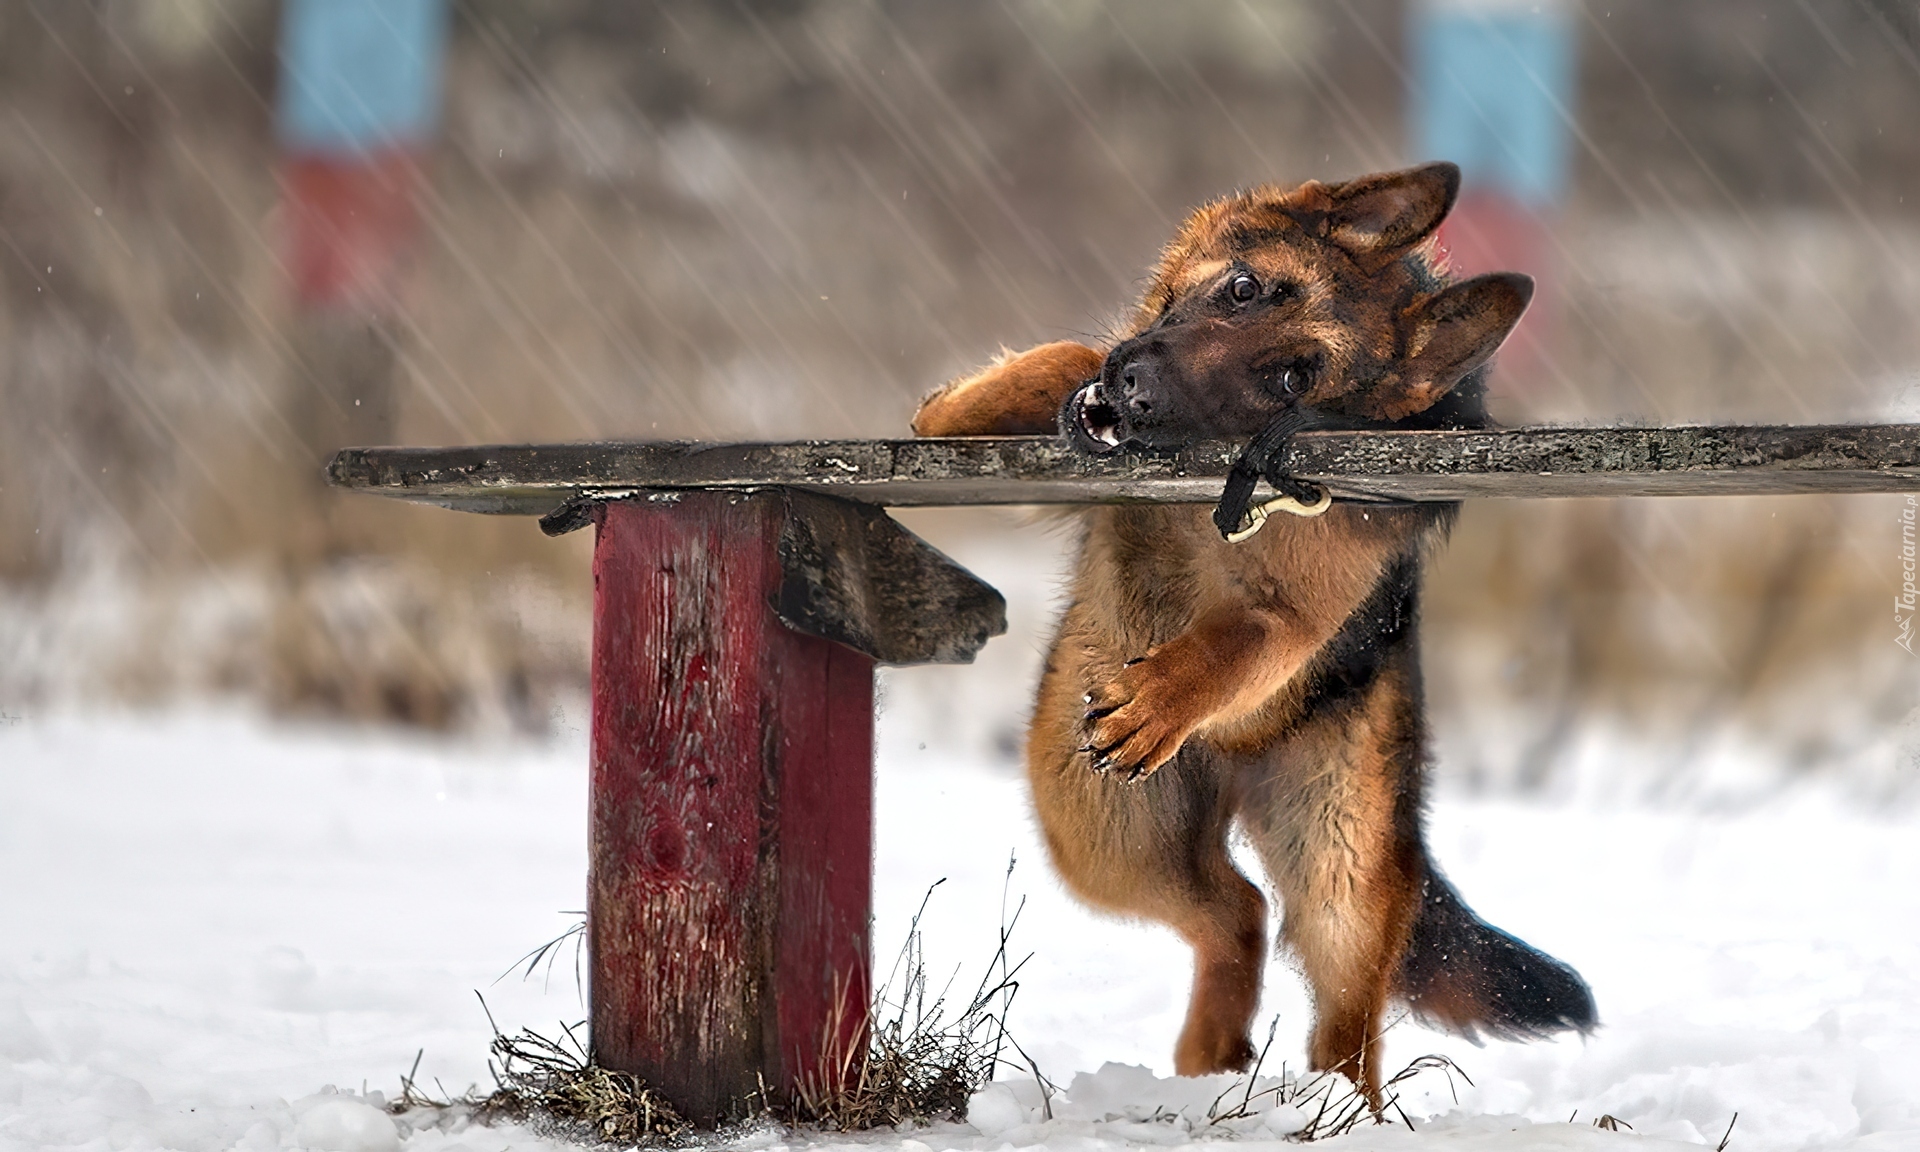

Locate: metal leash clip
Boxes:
[1211,406,1333,542]
[1222,483,1334,543]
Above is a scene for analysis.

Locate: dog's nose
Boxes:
[1118,360,1157,416]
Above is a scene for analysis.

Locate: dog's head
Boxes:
[1065,162,1532,453]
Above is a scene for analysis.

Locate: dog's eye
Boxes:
[1228,273,1259,304]
[1268,364,1308,398]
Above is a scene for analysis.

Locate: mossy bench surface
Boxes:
[330,425,1920,517]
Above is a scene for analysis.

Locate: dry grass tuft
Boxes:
[388,1003,690,1146]
[399,862,1036,1143]
[780,868,1039,1129]
[1206,1018,1473,1141]
[475,1017,690,1144]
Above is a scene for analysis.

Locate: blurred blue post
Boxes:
[279,0,448,161]
[1409,0,1577,394]
[273,0,449,474]
[276,0,449,310]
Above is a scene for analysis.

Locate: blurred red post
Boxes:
[588,493,873,1126]
[274,0,447,468]
[1433,188,1556,382]
[281,150,425,312]
[1410,1,1576,401]
[276,0,446,311]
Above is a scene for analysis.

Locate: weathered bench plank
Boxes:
[328,425,1920,516]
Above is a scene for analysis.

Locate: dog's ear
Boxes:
[1296,162,1460,270]
[1380,272,1532,418]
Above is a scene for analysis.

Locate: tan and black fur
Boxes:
[912,163,1594,1104]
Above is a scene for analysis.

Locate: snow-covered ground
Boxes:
[5,518,1920,1152]
[4,707,1920,1152]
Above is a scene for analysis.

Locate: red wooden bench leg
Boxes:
[588,492,874,1125]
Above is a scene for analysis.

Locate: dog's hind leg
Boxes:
[1026,648,1267,1075]
[912,341,1104,436]
[1238,664,1427,1106]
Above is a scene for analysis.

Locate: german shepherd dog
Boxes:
[911,163,1595,1103]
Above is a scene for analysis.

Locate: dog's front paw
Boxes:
[1079,655,1204,781]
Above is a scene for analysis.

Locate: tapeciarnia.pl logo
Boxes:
[1900,495,1917,654]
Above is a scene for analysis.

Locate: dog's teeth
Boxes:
[1096,427,1121,446]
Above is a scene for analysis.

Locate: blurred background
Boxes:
[2,0,1917,798]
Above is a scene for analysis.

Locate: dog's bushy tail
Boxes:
[1395,866,1596,1042]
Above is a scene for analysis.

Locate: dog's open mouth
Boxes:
[1064,381,1128,453]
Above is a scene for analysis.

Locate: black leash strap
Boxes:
[1211,406,1329,539]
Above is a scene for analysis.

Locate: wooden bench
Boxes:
[329,424,1920,1125]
